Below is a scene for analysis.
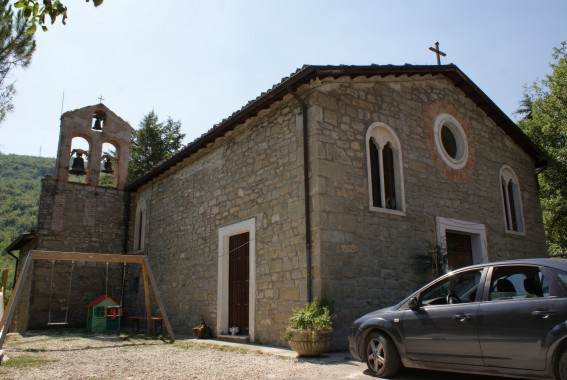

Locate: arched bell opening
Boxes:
[92,111,106,132]
[99,142,118,187]
[68,137,90,184]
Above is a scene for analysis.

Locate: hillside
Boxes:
[0,153,56,285]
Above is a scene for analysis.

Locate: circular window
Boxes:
[434,114,468,169]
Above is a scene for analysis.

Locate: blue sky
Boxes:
[0,0,565,157]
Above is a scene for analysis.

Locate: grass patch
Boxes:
[174,340,249,355]
[23,347,48,353]
[60,337,80,341]
[6,337,53,347]
[2,355,53,369]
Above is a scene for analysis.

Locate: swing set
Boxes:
[45,260,124,327]
[0,250,175,350]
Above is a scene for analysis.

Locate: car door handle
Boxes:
[452,313,472,322]
[532,310,556,319]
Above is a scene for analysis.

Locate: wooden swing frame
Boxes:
[0,250,175,349]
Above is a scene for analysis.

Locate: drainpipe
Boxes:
[3,249,19,289]
[122,192,131,255]
[120,192,131,308]
[288,87,312,303]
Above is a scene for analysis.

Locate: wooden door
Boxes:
[229,232,249,335]
[446,232,473,270]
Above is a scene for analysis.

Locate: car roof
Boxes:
[455,258,567,272]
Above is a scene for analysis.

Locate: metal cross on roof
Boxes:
[429,41,446,65]
[98,95,104,104]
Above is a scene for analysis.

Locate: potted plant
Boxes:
[193,316,211,339]
[282,299,333,356]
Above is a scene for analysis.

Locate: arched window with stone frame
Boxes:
[499,165,525,233]
[366,122,405,214]
[133,198,147,252]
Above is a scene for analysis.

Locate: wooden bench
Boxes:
[129,316,163,335]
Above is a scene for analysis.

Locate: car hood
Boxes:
[356,304,400,321]
[369,304,399,315]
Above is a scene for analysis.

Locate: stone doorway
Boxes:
[446,232,473,270]
[217,218,256,341]
[228,232,249,335]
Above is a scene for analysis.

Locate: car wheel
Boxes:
[558,348,567,380]
[365,332,401,377]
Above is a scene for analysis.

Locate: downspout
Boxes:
[3,249,19,289]
[288,87,313,303]
[120,191,131,308]
[122,192,131,255]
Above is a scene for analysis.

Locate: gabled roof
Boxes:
[87,294,120,308]
[62,103,133,131]
[126,64,547,191]
[4,230,36,254]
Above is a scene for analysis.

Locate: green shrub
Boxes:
[282,299,333,341]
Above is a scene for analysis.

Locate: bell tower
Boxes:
[55,104,132,189]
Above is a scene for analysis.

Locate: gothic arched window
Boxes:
[366,122,405,213]
[134,198,147,252]
[500,166,524,233]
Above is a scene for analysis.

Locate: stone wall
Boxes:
[128,97,308,345]
[124,74,546,350]
[24,178,127,329]
[308,75,547,343]
[37,178,127,253]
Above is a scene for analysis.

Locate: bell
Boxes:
[101,156,113,174]
[92,117,103,131]
[69,152,86,176]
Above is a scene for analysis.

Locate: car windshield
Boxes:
[421,269,483,305]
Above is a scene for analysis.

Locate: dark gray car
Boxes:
[348,258,567,379]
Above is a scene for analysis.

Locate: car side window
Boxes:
[557,271,567,289]
[421,269,483,306]
[489,266,549,301]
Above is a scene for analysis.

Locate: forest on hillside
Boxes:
[0,153,55,286]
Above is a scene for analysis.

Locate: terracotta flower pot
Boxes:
[193,327,210,339]
[287,329,332,356]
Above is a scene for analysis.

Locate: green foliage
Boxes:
[282,299,333,341]
[430,243,448,277]
[0,153,55,286]
[13,0,103,34]
[0,0,36,123]
[517,42,567,254]
[128,111,185,182]
[1,354,52,368]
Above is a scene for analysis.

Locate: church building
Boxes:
[4,64,548,348]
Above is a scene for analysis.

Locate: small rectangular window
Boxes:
[94,306,105,317]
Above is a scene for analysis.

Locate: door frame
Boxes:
[217,218,256,341]
[436,216,489,268]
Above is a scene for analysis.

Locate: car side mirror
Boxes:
[408,296,420,310]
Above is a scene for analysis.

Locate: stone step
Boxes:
[217,334,249,343]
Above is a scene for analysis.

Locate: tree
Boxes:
[0,0,35,123]
[14,0,103,34]
[517,41,567,254]
[128,111,185,182]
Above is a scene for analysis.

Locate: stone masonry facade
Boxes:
[308,75,546,341]
[127,98,307,346]
[126,72,546,349]
[17,178,126,330]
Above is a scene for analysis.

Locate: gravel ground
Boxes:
[0,330,368,379]
[0,330,526,380]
